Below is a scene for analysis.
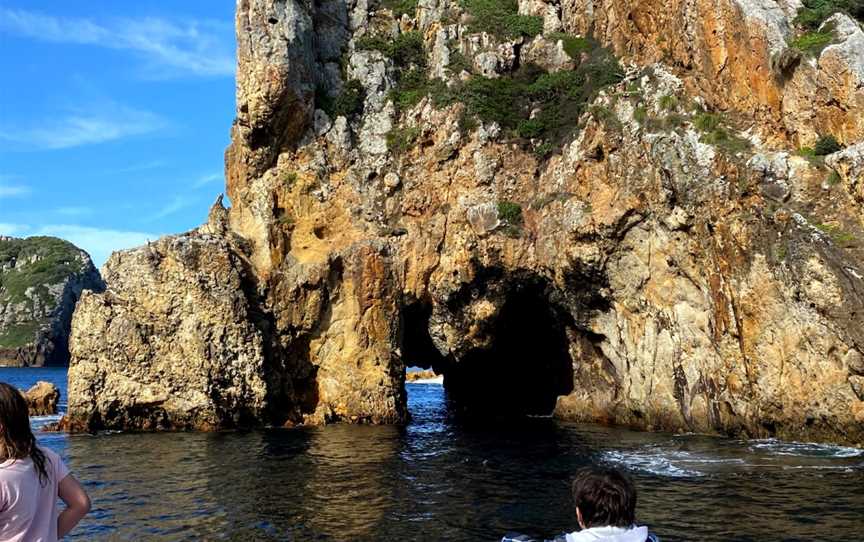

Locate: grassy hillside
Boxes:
[0,236,92,349]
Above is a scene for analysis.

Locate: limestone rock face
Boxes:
[0,236,103,367]
[23,381,60,416]
[68,0,864,444]
[68,232,270,431]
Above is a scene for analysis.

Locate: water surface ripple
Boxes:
[3,369,862,541]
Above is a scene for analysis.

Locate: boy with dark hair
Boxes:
[502,466,659,542]
[566,467,658,542]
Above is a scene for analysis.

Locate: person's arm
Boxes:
[57,474,91,538]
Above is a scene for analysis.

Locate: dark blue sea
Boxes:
[3,367,863,541]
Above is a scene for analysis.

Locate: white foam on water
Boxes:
[747,439,864,458]
[601,449,706,478]
[30,412,64,433]
[411,376,444,385]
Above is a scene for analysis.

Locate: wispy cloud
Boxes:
[0,223,161,267]
[55,206,93,218]
[0,8,234,77]
[147,195,193,221]
[102,160,167,176]
[0,181,30,198]
[193,172,223,188]
[0,102,166,150]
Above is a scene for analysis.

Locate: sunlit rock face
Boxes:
[68,0,864,444]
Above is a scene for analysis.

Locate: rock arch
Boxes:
[402,274,577,417]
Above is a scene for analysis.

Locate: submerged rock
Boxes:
[23,381,60,416]
[67,0,864,445]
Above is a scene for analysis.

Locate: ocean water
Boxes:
[3,367,863,541]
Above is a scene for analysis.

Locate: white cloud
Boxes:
[55,206,93,217]
[193,172,223,188]
[0,8,234,77]
[0,102,166,150]
[102,160,167,175]
[0,223,27,236]
[0,182,30,198]
[0,223,161,268]
[147,195,193,221]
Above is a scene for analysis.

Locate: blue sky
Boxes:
[0,0,236,266]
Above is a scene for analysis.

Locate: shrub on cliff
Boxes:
[497,201,523,225]
[387,125,421,155]
[548,33,592,59]
[461,0,543,39]
[381,0,418,19]
[318,79,365,118]
[357,31,426,69]
[814,134,842,155]
[357,31,432,113]
[794,0,864,29]
[454,41,622,145]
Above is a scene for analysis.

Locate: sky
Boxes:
[0,0,237,266]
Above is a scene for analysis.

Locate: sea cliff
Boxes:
[0,236,103,366]
[67,0,864,445]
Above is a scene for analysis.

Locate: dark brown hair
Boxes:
[0,382,49,485]
[571,467,637,528]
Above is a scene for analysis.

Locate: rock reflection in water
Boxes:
[28,381,864,541]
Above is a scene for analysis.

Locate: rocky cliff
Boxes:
[68,0,864,445]
[0,236,103,366]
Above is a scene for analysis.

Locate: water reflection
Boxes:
[9,372,862,542]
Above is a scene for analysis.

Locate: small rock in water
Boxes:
[23,381,60,416]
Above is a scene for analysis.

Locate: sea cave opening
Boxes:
[402,280,575,418]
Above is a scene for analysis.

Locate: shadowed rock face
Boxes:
[68,0,864,444]
[0,236,103,367]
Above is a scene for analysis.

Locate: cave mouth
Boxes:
[402,280,574,418]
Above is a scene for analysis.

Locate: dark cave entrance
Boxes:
[402,280,575,418]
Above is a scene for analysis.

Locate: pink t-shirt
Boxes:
[0,446,70,542]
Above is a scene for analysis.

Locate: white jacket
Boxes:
[564,525,650,542]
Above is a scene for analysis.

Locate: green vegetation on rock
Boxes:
[461,0,543,39]
[497,201,523,224]
[0,237,88,306]
[497,200,524,238]
[790,27,836,55]
[0,321,42,349]
[387,125,421,154]
[453,40,623,146]
[357,31,434,114]
[357,31,426,67]
[814,134,842,155]
[318,79,365,119]
[815,222,856,245]
[549,33,592,59]
[0,236,100,358]
[692,110,751,154]
[447,49,473,75]
[794,0,864,29]
[377,31,622,157]
[381,0,418,18]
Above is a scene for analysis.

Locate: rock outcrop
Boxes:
[23,381,60,416]
[406,369,439,382]
[0,236,103,366]
[68,0,864,445]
